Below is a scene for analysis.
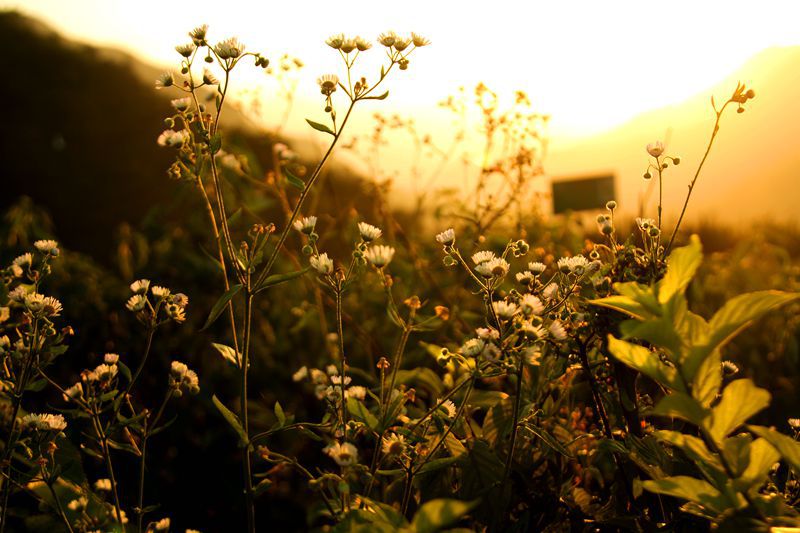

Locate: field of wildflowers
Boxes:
[1,24,799,533]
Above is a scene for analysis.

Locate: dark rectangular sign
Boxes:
[551,174,616,214]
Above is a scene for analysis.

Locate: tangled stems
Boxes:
[88,403,123,524]
[0,319,40,533]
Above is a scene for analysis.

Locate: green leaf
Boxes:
[253,478,273,496]
[209,132,222,154]
[364,90,389,100]
[707,379,770,443]
[255,267,310,293]
[212,394,248,446]
[212,342,242,367]
[721,434,752,477]
[588,294,654,321]
[651,393,709,426]
[707,291,799,351]
[283,165,306,190]
[306,118,335,136]
[691,348,722,407]
[641,476,729,514]
[738,438,780,491]
[657,235,702,304]
[606,335,683,391]
[654,430,720,468]
[201,284,242,331]
[347,397,379,430]
[748,425,800,474]
[274,401,286,427]
[409,498,476,533]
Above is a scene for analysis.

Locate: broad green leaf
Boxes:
[691,349,721,407]
[708,379,770,443]
[306,118,335,135]
[615,281,663,316]
[651,393,708,426]
[347,397,379,430]
[212,394,248,446]
[606,335,684,391]
[721,435,752,477]
[394,368,444,395]
[589,294,655,321]
[738,438,779,491]
[657,235,702,304]
[409,498,476,533]
[620,317,683,359]
[748,425,800,474]
[655,430,719,468]
[641,476,729,514]
[201,284,242,331]
[707,291,799,351]
[255,267,310,293]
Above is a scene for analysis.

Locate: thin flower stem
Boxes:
[90,405,122,524]
[255,100,357,289]
[335,286,348,431]
[665,99,732,256]
[240,291,256,533]
[137,389,174,533]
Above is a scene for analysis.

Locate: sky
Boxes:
[6,0,800,139]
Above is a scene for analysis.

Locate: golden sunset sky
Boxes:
[7,0,800,138]
[6,0,800,222]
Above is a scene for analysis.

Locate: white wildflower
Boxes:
[492,300,518,319]
[437,399,457,419]
[317,74,339,96]
[34,240,59,255]
[365,245,395,268]
[67,496,88,511]
[94,479,112,491]
[647,141,665,158]
[324,442,358,466]
[126,294,146,312]
[104,353,119,364]
[293,216,317,234]
[345,385,367,400]
[476,257,510,278]
[543,283,559,300]
[130,279,150,294]
[310,253,334,275]
[435,228,455,246]
[151,286,170,299]
[215,37,245,59]
[471,251,496,265]
[528,262,546,275]
[20,413,67,432]
[381,433,406,455]
[157,129,190,148]
[548,320,567,341]
[520,294,544,316]
[357,222,382,242]
[475,327,500,340]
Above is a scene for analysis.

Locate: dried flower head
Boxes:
[647,141,665,158]
[34,240,59,256]
[20,413,67,432]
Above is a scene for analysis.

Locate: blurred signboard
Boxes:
[551,174,616,214]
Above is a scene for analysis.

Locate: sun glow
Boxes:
[8,0,800,140]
